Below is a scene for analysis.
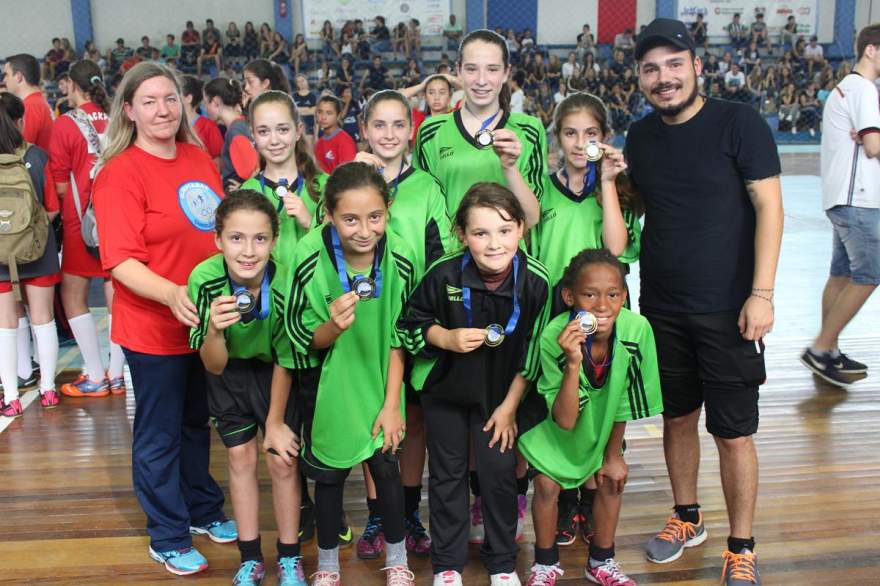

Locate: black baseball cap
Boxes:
[635,18,696,60]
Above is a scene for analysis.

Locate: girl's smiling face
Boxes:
[216,209,275,285]
[251,101,301,168]
[562,263,627,339]
[327,186,388,257]
[459,205,523,274]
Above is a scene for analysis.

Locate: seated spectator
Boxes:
[583,52,600,75]
[553,79,567,105]
[443,14,462,50]
[392,22,409,61]
[136,36,155,60]
[359,54,393,93]
[354,20,372,60]
[265,32,289,65]
[690,14,708,49]
[82,40,107,72]
[505,28,521,64]
[569,67,588,92]
[727,13,748,49]
[242,21,260,61]
[561,51,579,82]
[290,33,310,76]
[577,24,596,60]
[758,65,779,113]
[796,84,821,136]
[258,23,273,55]
[803,36,826,77]
[750,12,771,48]
[292,74,318,135]
[408,18,422,59]
[369,15,392,53]
[719,50,733,75]
[401,58,421,88]
[609,49,628,79]
[520,28,536,56]
[619,68,639,111]
[338,86,362,143]
[614,28,635,60]
[160,34,180,64]
[181,21,201,69]
[43,38,64,80]
[202,18,221,47]
[53,72,72,116]
[58,38,75,76]
[335,55,355,93]
[817,78,834,106]
[607,83,631,133]
[225,22,242,60]
[723,62,748,101]
[781,15,798,48]
[107,38,133,73]
[534,82,555,127]
[197,31,222,76]
[547,54,562,93]
[778,82,799,131]
[315,59,335,91]
[741,41,761,74]
[320,20,338,63]
[509,70,526,113]
[702,53,721,89]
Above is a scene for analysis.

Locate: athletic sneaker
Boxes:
[277,555,307,586]
[800,349,851,387]
[190,517,238,543]
[516,494,528,541]
[645,512,707,564]
[585,558,637,585]
[309,570,341,586]
[490,572,522,586]
[432,570,464,586]
[338,512,353,546]
[835,352,868,374]
[148,545,208,576]
[527,563,564,585]
[232,560,266,586]
[18,372,38,388]
[356,514,385,559]
[580,500,595,543]
[109,375,126,395]
[469,496,484,544]
[381,565,415,585]
[722,549,760,585]
[59,374,110,398]
[0,398,23,418]
[404,510,431,556]
[555,499,580,546]
[39,389,60,408]
[299,500,315,543]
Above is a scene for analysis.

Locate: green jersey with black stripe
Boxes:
[388,166,454,275]
[241,173,329,266]
[285,225,418,469]
[413,109,548,216]
[518,308,663,489]
[187,254,297,368]
[531,172,642,287]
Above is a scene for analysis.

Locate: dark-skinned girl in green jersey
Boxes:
[353,90,454,560]
[282,162,418,586]
[187,191,306,586]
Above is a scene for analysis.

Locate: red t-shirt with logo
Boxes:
[92,142,223,355]
[192,114,224,159]
[314,128,357,173]
[22,92,54,152]
[49,102,110,276]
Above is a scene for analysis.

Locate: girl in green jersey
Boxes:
[188,191,306,586]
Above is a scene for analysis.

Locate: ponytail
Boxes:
[243,59,291,95]
[498,84,511,114]
[69,60,110,112]
[205,77,244,107]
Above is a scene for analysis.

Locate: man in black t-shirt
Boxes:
[625,19,783,586]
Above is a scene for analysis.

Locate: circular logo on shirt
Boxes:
[177,181,221,231]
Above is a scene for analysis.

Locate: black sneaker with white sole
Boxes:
[800,349,851,387]
[834,352,868,374]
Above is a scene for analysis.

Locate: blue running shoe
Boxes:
[148,546,208,576]
[233,560,266,586]
[190,517,238,543]
[277,555,307,586]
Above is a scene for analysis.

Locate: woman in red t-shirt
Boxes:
[49,60,127,399]
[91,62,230,576]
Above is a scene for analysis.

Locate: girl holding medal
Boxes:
[517,249,662,586]
[413,29,547,224]
[353,89,454,559]
[241,91,328,265]
[188,191,307,586]
[204,78,255,191]
[397,183,552,586]
[282,162,417,586]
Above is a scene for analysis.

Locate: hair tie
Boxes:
[89,75,102,85]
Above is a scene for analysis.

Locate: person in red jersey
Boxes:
[314,95,356,173]
[3,54,53,151]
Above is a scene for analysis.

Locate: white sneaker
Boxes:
[433,570,463,586]
[490,572,522,586]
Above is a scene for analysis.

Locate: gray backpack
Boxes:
[65,108,102,258]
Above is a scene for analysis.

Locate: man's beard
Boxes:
[649,79,699,118]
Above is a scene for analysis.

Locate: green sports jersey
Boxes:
[531,172,642,287]
[517,308,663,489]
[240,172,328,266]
[387,167,454,274]
[188,254,297,369]
[414,109,548,216]
[285,225,418,469]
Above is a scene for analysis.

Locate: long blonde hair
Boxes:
[99,62,200,169]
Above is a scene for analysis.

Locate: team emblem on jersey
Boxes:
[446,284,463,302]
[439,146,454,160]
[178,181,221,231]
[541,208,556,222]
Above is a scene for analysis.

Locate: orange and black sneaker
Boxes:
[722,548,760,585]
[59,374,110,398]
[645,512,707,563]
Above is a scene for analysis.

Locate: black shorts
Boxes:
[643,310,765,439]
[206,358,299,448]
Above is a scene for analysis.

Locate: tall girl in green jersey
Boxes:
[187,191,307,586]
[241,91,328,265]
[283,162,417,586]
[398,183,552,586]
[517,249,662,586]
[413,29,547,226]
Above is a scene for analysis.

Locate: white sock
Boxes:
[107,315,125,379]
[32,321,59,392]
[68,313,105,382]
[16,316,33,379]
[0,328,19,402]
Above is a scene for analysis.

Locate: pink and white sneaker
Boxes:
[382,565,415,586]
[527,563,564,585]
[585,558,637,585]
[433,570,463,585]
[0,398,23,418]
[39,389,60,408]
[309,570,340,586]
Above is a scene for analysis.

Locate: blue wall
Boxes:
[70,0,94,54]
[487,0,538,34]
[656,0,676,20]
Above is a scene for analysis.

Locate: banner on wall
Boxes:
[678,1,818,38]
[302,0,450,39]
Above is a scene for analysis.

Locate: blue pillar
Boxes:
[834,0,856,58]
[656,0,677,20]
[467,0,484,33]
[70,0,94,54]
[274,0,294,43]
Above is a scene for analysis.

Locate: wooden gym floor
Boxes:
[0,150,878,584]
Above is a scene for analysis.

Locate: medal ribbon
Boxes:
[259,173,304,212]
[461,251,520,336]
[570,309,613,373]
[465,104,501,139]
[329,224,383,298]
[230,268,270,320]
[561,163,597,197]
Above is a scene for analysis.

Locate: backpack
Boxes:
[0,144,50,300]
[65,108,103,258]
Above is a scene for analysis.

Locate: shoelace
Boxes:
[309,570,341,585]
[593,559,630,585]
[167,546,195,559]
[529,564,564,585]
[234,560,262,580]
[278,555,302,577]
[722,550,758,583]
[656,516,697,543]
[381,565,415,585]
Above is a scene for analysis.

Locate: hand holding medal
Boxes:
[489,128,522,169]
[596,142,628,181]
[442,327,489,353]
[208,295,242,332]
[558,318,588,366]
[328,291,359,333]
